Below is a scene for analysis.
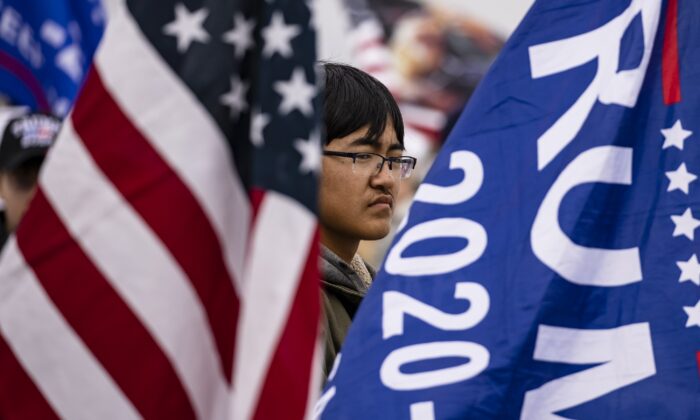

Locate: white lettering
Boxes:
[378,149,491,410]
[0,6,20,44]
[313,353,341,419]
[0,6,44,68]
[521,323,656,419]
[18,25,42,68]
[531,146,642,286]
[385,218,487,276]
[383,282,489,339]
[529,0,662,169]
[410,402,435,420]
[313,387,336,420]
[380,341,489,391]
[414,151,484,205]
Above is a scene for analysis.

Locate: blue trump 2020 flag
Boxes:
[319,0,699,418]
[0,0,103,116]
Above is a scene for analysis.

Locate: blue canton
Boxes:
[127,0,319,212]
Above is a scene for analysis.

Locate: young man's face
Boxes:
[319,121,402,254]
[0,172,37,232]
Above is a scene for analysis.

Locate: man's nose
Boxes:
[370,160,396,189]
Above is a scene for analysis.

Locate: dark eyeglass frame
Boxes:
[322,150,417,176]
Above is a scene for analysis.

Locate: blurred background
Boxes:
[0,0,534,266]
[316,0,534,266]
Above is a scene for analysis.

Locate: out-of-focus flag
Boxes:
[0,0,321,419]
[0,0,104,116]
[340,0,502,150]
[319,0,699,418]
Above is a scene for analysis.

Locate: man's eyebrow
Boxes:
[388,142,405,152]
[348,137,377,147]
[349,137,405,151]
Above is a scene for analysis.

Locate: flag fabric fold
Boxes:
[0,0,322,419]
[320,0,699,418]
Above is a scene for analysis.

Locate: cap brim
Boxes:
[0,147,49,171]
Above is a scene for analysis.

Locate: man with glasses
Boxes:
[319,63,417,377]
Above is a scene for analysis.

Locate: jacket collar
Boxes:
[320,245,375,296]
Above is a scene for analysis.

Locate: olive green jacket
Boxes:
[321,246,375,379]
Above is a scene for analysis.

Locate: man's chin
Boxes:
[360,224,391,241]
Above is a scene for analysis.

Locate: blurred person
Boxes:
[388,8,501,123]
[319,63,417,377]
[343,0,502,142]
[0,113,60,248]
[391,12,445,85]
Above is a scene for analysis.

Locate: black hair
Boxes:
[2,156,43,191]
[321,62,404,146]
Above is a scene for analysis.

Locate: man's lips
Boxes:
[369,195,394,209]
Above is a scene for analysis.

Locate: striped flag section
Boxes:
[0,0,322,419]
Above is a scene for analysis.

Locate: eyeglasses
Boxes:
[323,151,417,179]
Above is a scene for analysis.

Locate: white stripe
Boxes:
[233,192,316,420]
[349,18,385,49]
[304,334,324,420]
[359,69,400,92]
[400,103,447,131]
[39,121,229,419]
[98,0,249,291]
[0,239,141,420]
[354,47,392,69]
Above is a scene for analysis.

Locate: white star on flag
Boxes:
[223,13,255,59]
[262,11,301,58]
[163,3,210,53]
[670,208,700,240]
[274,67,315,116]
[683,300,700,328]
[661,120,693,150]
[665,162,697,194]
[220,76,249,119]
[250,109,270,147]
[294,129,320,174]
[56,45,84,83]
[306,0,318,29]
[676,254,700,286]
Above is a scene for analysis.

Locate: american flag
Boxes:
[0,0,321,419]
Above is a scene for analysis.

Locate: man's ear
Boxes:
[0,173,8,201]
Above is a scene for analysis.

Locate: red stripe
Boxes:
[405,122,442,144]
[354,38,384,53]
[362,64,391,76]
[0,333,60,419]
[16,191,196,419]
[72,68,239,383]
[662,0,681,105]
[253,230,320,420]
[250,188,266,227]
[696,351,700,377]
